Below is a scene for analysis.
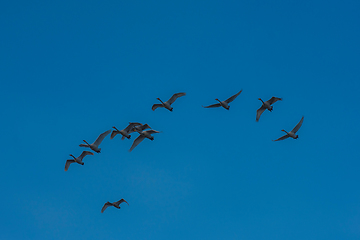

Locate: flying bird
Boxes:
[152,92,186,111]
[101,198,129,213]
[111,122,142,140]
[129,129,160,152]
[65,151,94,171]
[79,130,111,153]
[203,90,242,110]
[273,116,304,141]
[256,97,282,121]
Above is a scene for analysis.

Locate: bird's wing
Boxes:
[139,124,151,131]
[152,104,163,111]
[79,144,89,148]
[256,106,266,122]
[203,103,221,108]
[101,202,112,213]
[93,130,111,146]
[273,135,290,141]
[225,90,242,103]
[65,160,75,171]
[129,135,146,152]
[167,92,186,105]
[116,198,129,206]
[267,97,282,105]
[291,116,304,133]
[124,122,142,132]
[78,151,94,161]
[110,130,119,139]
[145,130,160,134]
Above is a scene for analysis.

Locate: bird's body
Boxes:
[129,129,160,152]
[203,90,242,110]
[79,130,111,153]
[65,151,94,171]
[111,122,142,140]
[101,198,129,213]
[256,97,282,121]
[273,116,304,141]
[152,92,186,111]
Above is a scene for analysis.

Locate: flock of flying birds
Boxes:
[65,90,304,213]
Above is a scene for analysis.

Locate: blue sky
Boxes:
[1,0,360,239]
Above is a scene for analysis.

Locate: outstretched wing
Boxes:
[78,151,94,161]
[93,130,111,146]
[130,124,151,134]
[64,160,75,171]
[291,116,304,133]
[124,122,142,132]
[167,92,186,105]
[152,104,163,111]
[129,135,146,152]
[256,106,266,122]
[115,198,129,206]
[225,90,242,103]
[272,135,290,141]
[203,103,221,108]
[101,202,112,213]
[267,97,282,105]
[110,130,120,139]
[138,124,151,131]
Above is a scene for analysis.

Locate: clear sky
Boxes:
[1,0,360,239]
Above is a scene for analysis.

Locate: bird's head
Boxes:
[69,154,75,159]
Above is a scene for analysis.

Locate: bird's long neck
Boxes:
[157,98,164,104]
[83,140,90,146]
[112,126,120,132]
[259,98,264,104]
[281,130,288,134]
[70,154,76,160]
[215,98,222,104]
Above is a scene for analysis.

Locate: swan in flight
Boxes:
[256,97,282,121]
[65,151,94,171]
[152,92,186,111]
[101,198,129,213]
[129,129,160,152]
[79,130,111,153]
[111,122,142,140]
[273,116,304,141]
[203,90,242,110]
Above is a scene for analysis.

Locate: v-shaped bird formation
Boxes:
[65,90,304,213]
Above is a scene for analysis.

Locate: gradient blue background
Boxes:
[1,0,360,239]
